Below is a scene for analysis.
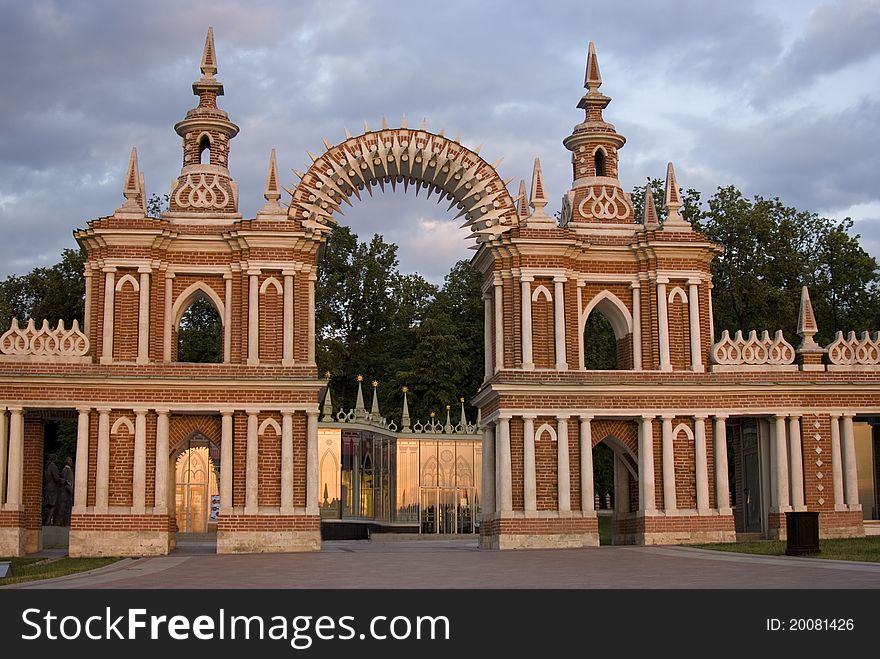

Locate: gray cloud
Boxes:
[1,0,879,282]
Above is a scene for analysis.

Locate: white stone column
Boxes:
[553,277,568,370]
[842,413,860,509]
[223,274,233,363]
[282,272,295,366]
[73,408,89,511]
[494,276,504,373]
[247,270,260,365]
[556,415,571,513]
[631,283,642,371]
[0,408,7,507]
[522,415,536,512]
[95,408,110,512]
[101,268,116,364]
[661,415,676,512]
[163,272,174,361]
[771,415,790,511]
[707,282,715,345]
[83,269,93,336]
[306,410,319,514]
[281,410,294,512]
[483,294,493,379]
[245,410,259,513]
[638,415,656,512]
[830,414,846,511]
[5,408,23,508]
[687,279,703,372]
[577,284,585,370]
[520,276,534,370]
[713,415,730,513]
[579,415,595,513]
[137,268,151,364]
[656,278,671,371]
[497,415,512,513]
[132,408,147,513]
[481,425,495,518]
[694,415,710,512]
[788,415,805,510]
[307,274,317,365]
[220,409,233,511]
[154,409,169,513]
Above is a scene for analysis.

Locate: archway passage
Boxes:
[289,127,517,244]
[175,446,219,534]
[176,296,222,363]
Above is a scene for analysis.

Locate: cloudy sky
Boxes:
[1,0,879,282]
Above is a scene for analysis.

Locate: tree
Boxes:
[0,248,85,330]
[630,177,702,226]
[177,297,222,363]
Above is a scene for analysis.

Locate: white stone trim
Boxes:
[580,290,633,339]
[259,276,283,295]
[531,284,552,303]
[114,274,140,293]
[110,415,134,435]
[667,286,687,305]
[258,416,281,436]
[171,281,226,330]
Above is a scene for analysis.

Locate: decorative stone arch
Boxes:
[594,433,638,479]
[114,274,140,293]
[672,422,694,441]
[668,286,688,305]
[531,285,552,303]
[535,422,557,443]
[259,277,283,295]
[592,145,608,177]
[110,416,134,435]
[171,281,226,330]
[581,290,633,340]
[289,127,517,244]
[258,417,281,436]
[196,131,213,164]
[169,415,222,456]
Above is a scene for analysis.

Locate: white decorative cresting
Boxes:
[289,127,515,243]
[709,329,794,366]
[0,318,89,357]
[826,330,880,366]
[576,185,632,220]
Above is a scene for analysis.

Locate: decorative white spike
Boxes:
[662,161,690,230]
[200,27,218,78]
[490,157,504,169]
[517,179,529,221]
[381,115,389,130]
[529,157,549,215]
[585,41,602,92]
[473,144,483,155]
[401,113,407,128]
[322,137,333,150]
[643,184,660,230]
[420,117,427,131]
[307,150,319,162]
[363,120,370,133]
[344,127,352,139]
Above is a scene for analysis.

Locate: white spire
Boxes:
[662,162,691,231]
[401,387,411,432]
[257,149,285,217]
[643,183,659,230]
[797,286,821,351]
[117,147,145,216]
[517,179,530,222]
[200,27,218,78]
[370,380,381,419]
[527,158,554,226]
[354,375,367,419]
[321,372,334,422]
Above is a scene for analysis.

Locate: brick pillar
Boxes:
[163,272,174,361]
[483,293,492,379]
[493,276,504,372]
[247,271,260,365]
[656,278,671,371]
[520,277,534,370]
[0,408,7,506]
[224,274,233,363]
[631,283,642,371]
[282,273,294,365]
[101,269,116,364]
[688,279,703,371]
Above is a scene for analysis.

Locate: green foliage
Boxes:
[0,248,85,329]
[583,312,618,370]
[146,193,169,217]
[630,178,702,227]
[177,297,222,363]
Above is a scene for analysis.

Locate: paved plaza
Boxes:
[7,538,880,589]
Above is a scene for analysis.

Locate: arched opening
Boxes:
[582,292,634,370]
[176,296,222,363]
[592,431,639,545]
[594,148,607,177]
[198,134,211,165]
[584,312,618,369]
[174,445,219,534]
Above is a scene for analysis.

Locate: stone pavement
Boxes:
[6,538,880,589]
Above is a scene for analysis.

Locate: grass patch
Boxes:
[0,556,121,585]
[692,536,880,562]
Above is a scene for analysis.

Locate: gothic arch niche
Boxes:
[667,286,691,370]
[198,133,212,165]
[112,273,139,362]
[172,282,224,363]
[581,291,634,370]
[531,284,555,369]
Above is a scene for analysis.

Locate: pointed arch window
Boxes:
[594,149,607,177]
[198,134,212,165]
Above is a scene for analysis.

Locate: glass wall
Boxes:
[319,426,481,533]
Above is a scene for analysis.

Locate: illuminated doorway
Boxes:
[174,446,219,534]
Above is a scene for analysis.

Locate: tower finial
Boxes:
[201,27,218,78]
[458,397,468,433]
[643,182,659,230]
[662,162,690,231]
[321,375,334,422]
[585,41,602,93]
[370,380,381,420]
[354,375,367,419]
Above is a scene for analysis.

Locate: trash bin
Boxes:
[785,511,820,555]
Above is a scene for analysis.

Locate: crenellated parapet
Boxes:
[0,318,90,362]
[826,331,880,368]
[709,329,796,371]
